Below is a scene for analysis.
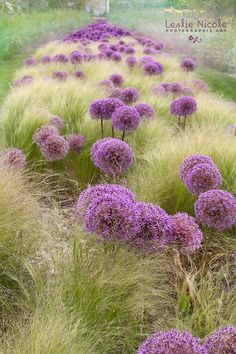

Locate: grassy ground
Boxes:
[0,10,90,104]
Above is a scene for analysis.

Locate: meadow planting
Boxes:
[0,19,236,353]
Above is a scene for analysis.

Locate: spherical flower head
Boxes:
[152,84,167,95]
[40,134,69,161]
[52,54,68,63]
[195,190,236,231]
[132,202,172,252]
[112,106,140,132]
[90,138,112,163]
[24,57,37,66]
[89,98,124,120]
[108,87,122,99]
[155,42,164,50]
[49,115,64,129]
[179,154,215,182]
[119,87,139,105]
[111,52,122,62]
[91,138,133,175]
[169,82,183,95]
[143,47,157,55]
[125,56,138,69]
[98,79,113,89]
[140,56,155,65]
[52,71,67,81]
[169,212,203,252]
[124,46,135,55]
[170,96,197,116]
[191,79,208,92]
[181,58,197,72]
[84,194,140,241]
[135,103,155,119]
[14,75,34,87]
[75,183,135,220]
[33,124,59,147]
[204,325,236,354]
[109,74,124,87]
[0,148,26,169]
[184,163,222,196]
[136,329,206,354]
[41,55,51,64]
[70,50,83,64]
[68,134,86,153]
[143,61,163,76]
[74,70,85,79]
[182,86,194,96]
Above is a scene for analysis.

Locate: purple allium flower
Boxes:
[13,75,34,87]
[33,124,59,147]
[0,148,26,169]
[135,103,155,119]
[195,190,236,231]
[124,46,135,55]
[204,325,236,354]
[184,163,222,196]
[90,138,133,175]
[67,134,86,153]
[143,61,163,76]
[74,70,85,79]
[84,194,140,241]
[40,134,69,161]
[41,55,51,64]
[151,84,166,95]
[112,106,140,132]
[136,329,206,354]
[140,56,155,65]
[49,115,64,129]
[155,42,164,50]
[52,54,68,63]
[143,48,158,55]
[182,86,194,96]
[119,87,139,105]
[181,58,197,72]
[98,79,113,89]
[24,57,37,66]
[109,74,124,87]
[75,183,135,220]
[89,98,124,120]
[169,82,183,95]
[111,52,122,62]
[70,50,83,65]
[132,202,172,251]
[125,56,138,69]
[191,79,208,92]
[170,96,197,116]
[179,154,215,182]
[108,87,122,99]
[90,138,112,162]
[169,212,203,252]
[52,71,67,81]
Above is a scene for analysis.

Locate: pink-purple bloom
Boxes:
[109,74,124,87]
[49,116,64,129]
[184,163,222,196]
[112,106,140,132]
[195,190,236,231]
[52,54,68,63]
[70,50,83,65]
[179,154,215,182]
[24,57,37,66]
[119,87,139,105]
[40,135,69,161]
[0,148,26,169]
[90,138,133,175]
[41,55,51,64]
[89,98,124,120]
[170,96,197,116]
[135,103,155,119]
[52,71,67,81]
[67,134,86,153]
[143,61,163,76]
[33,124,59,147]
[74,70,85,79]
[169,212,203,252]
[204,325,236,354]
[13,75,34,87]
[125,56,138,69]
[136,329,206,354]
[181,58,197,72]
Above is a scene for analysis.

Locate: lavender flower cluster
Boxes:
[0,148,26,169]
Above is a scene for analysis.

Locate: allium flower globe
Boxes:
[204,325,236,354]
[0,148,26,169]
[90,138,133,175]
[67,134,86,153]
[74,70,85,79]
[24,57,37,66]
[170,212,203,252]
[84,194,140,241]
[195,190,236,231]
[52,71,67,81]
[112,106,140,133]
[179,154,215,182]
[136,329,206,354]
[75,183,135,220]
[119,87,139,105]
[143,61,163,76]
[125,56,138,69]
[49,116,64,129]
[70,50,83,65]
[89,98,124,120]
[109,73,124,87]
[14,75,34,87]
[170,96,197,116]
[40,135,69,161]
[41,55,51,64]
[184,163,222,196]
[132,202,172,251]
[52,54,68,63]
[33,124,59,147]
[111,52,122,62]
[135,103,155,119]
[181,58,197,73]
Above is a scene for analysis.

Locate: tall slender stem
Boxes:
[112,126,114,138]
[122,130,125,141]
[101,118,104,138]
[183,115,186,130]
